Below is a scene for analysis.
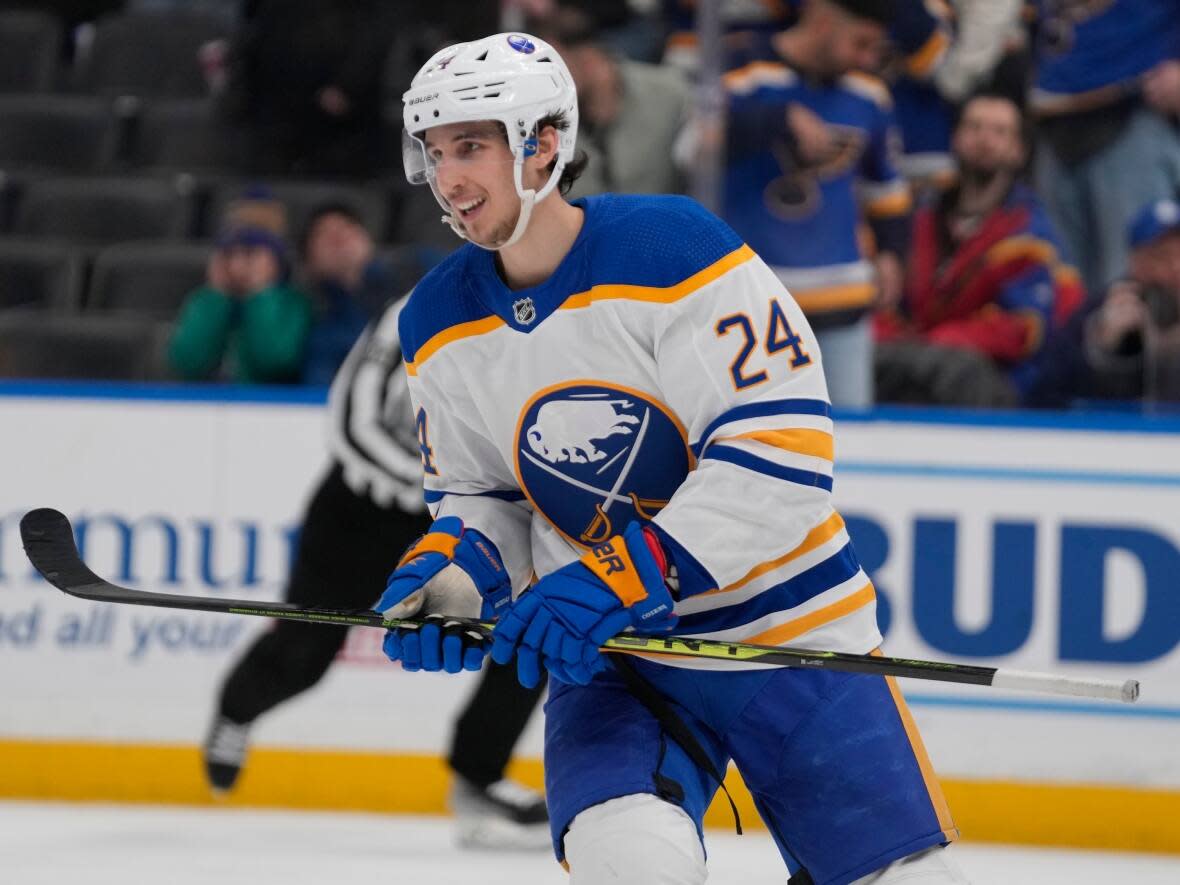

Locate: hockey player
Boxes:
[376,32,970,884]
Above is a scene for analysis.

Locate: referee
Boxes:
[204,291,548,849]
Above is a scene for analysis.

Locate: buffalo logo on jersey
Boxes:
[515,383,693,547]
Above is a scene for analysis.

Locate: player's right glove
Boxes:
[377,516,511,673]
[490,522,678,688]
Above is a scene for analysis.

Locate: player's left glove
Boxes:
[490,522,678,689]
[377,516,511,674]
[383,614,490,674]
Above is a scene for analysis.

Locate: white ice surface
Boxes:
[2,801,1178,885]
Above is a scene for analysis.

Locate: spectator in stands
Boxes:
[297,202,438,386]
[168,187,311,383]
[220,0,397,178]
[719,0,912,407]
[1032,0,1180,295]
[1029,197,1180,407]
[540,21,692,197]
[889,0,1025,196]
[874,92,1083,407]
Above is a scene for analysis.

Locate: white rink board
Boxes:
[1,386,1177,789]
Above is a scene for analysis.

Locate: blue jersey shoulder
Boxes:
[579,193,745,288]
[397,245,490,364]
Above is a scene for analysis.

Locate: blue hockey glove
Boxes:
[490,522,678,689]
[377,516,510,672]
[383,614,490,674]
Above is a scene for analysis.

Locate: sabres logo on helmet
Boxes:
[515,383,693,546]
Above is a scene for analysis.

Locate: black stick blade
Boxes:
[20,507,105,598]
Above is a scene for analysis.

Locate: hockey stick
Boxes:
[21,507,1139,703]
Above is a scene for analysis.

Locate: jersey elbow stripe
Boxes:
[675,546,864,634]
[744,581,876,646]
[985,235,1058,268]
[423,488,526,504]
[703,443,834,492]
[905,28,951,78]
[714,428,834,462]
[686,511,846,604]
[693,398,831,456]
[864,187,913,218]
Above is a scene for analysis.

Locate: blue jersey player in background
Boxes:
[373,31,971,885]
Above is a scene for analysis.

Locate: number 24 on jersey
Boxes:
[715,297,811,390]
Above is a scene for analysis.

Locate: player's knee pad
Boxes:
[851,845,971,884]
[564,793,706,885]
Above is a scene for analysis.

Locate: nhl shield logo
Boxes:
[512,297,537,325]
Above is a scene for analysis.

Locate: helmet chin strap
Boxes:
[440,189,536,251]
[436,157,562,253]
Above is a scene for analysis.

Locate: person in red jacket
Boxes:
[875,92,1084,406]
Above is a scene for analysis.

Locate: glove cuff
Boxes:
[398,515,463,568]
[579,523,675,628]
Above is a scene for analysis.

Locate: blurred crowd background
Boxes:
[0,0,1178,411]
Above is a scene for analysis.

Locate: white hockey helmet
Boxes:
[401,32,579,249]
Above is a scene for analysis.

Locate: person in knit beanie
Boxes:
[169,186,313,384]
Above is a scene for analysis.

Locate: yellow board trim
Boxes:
[2,740,1180,853]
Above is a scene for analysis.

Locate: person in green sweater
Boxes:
[169,189,312,383]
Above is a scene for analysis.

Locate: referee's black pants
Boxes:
[218,462,545,788]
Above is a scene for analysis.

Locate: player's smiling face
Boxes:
[425,121,523,248]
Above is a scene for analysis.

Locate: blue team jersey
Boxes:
[721,38,911,321]
[1033,0,1180,114]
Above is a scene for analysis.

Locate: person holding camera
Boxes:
[1077,200,1180,402]
[1030,197,1180,406]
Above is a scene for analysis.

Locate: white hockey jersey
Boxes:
[399,193,881,665]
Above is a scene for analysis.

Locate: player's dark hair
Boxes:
[536,109,588,195]
[494,111,588,196]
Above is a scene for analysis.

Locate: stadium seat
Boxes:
[129,99,246,173]
[205,179,392,241]
[0,95,121,173]
[74,10,229,98]
[0,238,85,311]
[13,177,196,244]
[0,311,169,380]
[87,241,212,318]
[0,9,61,93]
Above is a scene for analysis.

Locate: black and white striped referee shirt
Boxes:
[326,294,427,514]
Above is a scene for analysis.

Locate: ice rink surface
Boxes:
[3,801,1179,885]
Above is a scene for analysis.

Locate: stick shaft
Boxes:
[20,508,1139,703]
